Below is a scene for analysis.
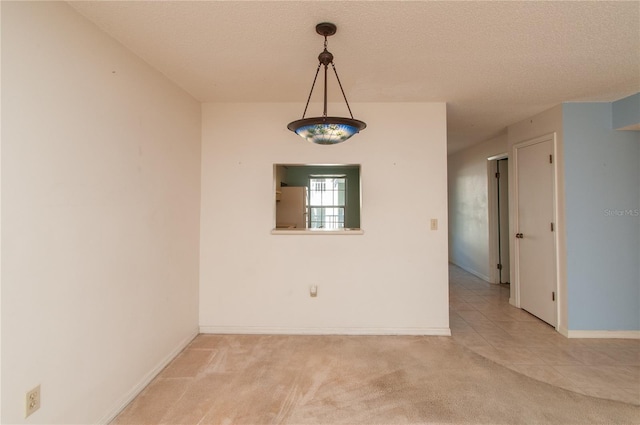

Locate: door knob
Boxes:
[515,233,524,239]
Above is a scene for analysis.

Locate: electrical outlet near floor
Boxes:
[25,385,41,418]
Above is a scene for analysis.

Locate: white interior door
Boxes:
[515,137,557,326]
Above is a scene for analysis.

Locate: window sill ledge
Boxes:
[271,228,364,235]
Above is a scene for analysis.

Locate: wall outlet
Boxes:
[310,285,318,297]
[430,218,438,230]
[25,385,41,418]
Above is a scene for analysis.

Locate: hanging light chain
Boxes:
[294,23,361,128]
[331,63,355,119]
[324,30,355,119]
[301,63,322,119]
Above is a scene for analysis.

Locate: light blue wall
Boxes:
[612,93,640,130]
[563,101,640,330]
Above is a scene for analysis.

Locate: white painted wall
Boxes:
[200,102,449,335]
[447,134,507,281]
[507,105,567,331]
[1,3,201,424]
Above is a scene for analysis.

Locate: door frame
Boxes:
[487,153,508,286]
[512,133,561,330]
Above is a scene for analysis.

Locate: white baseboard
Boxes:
[564,330,640,339]
[449,261,491,283]
[200,326,451,336]
[98,328,199,424]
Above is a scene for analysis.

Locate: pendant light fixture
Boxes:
[287,22,366,145]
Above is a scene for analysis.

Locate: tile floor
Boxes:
[449,264,640,405]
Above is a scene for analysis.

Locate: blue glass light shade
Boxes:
[287,117,367,145]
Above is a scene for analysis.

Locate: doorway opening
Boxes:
[487,154,510,290]
[495,158,510,284]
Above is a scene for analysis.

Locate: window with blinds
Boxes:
[309,176,346,229]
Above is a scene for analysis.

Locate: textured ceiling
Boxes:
[69,1,640,154]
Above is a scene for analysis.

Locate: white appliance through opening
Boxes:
[276,186,308,229]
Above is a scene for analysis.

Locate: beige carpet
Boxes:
[112,334,640,424]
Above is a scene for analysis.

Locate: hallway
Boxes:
[449,264,639,405]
